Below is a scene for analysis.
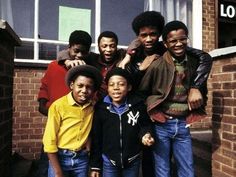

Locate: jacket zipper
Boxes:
[119,114,124,168]
[109,105,130,168]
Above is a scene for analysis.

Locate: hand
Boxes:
[139,54,159,71]
[142,133,155,146]
[117,54,131,69]
[90,171,100,177]
[64,59,86,69]
[188,88,203,110]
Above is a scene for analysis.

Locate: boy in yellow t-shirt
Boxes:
[43,65,102,177]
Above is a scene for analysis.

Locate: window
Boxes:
[145,0,202,49]
[101,0,143,45]
[0,0,145,63]
[0,0,202,62]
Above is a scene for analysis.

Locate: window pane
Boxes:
[15,42,34,59]
[11,0,34,38]
[39,0,95,42]
[101,0,144,45]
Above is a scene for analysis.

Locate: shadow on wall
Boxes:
[211,91,224,154]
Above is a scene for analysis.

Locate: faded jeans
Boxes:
[153,118,194,177]
[48,149,89,177]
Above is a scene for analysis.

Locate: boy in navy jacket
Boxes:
[90,67,154,177]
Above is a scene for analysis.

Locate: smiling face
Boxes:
[69,44,89,60]
[70,75,95,105]
[164,29,188,60]
[107,75,132,107]
[98,37,117,63]
[138,26,159,54]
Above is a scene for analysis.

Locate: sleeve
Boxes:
[57,49,70,65]
[125,61,146,88]
[186,47,212,88]
[138,63,155,98]
[90,108,103,171]
[138,102,153,139]
[126,38,141,56]
[43,103,61,153]
[37,64,51,101]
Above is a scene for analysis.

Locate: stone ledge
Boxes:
[0,19,21,46]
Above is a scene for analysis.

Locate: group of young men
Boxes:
[37,10,212,177]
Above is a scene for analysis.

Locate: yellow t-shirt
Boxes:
[43,92,94,153]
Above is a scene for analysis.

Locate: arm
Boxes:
[57,49,86,69]
[138,54,160,71]
[43,103,63,176]
[138,101,154,144]
[38,98,48,116]
[188,88,203,110]
[118,38,141,69]
[38,66,50,116]
[186,47,212,110]
[47,153,64,177]
[186,47,212,88]
[57,49,70,65]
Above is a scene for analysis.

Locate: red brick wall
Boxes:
[202,0,216,51]
[210,54,236,177]
[12,67,47,159]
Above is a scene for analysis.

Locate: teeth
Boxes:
[80,95,86,100]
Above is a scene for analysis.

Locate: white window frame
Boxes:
[14,0,127,64]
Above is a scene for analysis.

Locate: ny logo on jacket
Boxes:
[127,111,139,126]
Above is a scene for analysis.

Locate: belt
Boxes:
[58,147,87,154]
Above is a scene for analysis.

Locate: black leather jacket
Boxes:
[125,41,212,90]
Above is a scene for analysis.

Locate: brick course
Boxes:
[12,68,47,159]
[210,54,236,177]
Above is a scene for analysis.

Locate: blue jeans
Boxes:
[48,149,89,177]
[153,118,194,177]
[102,154,140,177]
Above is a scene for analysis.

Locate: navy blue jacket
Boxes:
[90,94,152,169]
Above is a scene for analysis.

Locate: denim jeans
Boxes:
[48,149,89,177]
[153,118,194,177]
[102,154,141,177]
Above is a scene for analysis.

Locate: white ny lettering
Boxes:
[127,111,139,126]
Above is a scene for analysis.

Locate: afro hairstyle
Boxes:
[69,30,92,51]
[162,20,188,42]
[132,11,165,36]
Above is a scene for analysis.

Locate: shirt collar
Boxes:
[67,92,92,108]
[172,55,187,64]
[103,95,127,108]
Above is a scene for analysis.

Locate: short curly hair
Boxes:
[132,11,165,36]
[98,31,118,45]
[69,30,92,51]
[162,21,188,42]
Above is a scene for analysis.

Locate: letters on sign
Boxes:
[220,4,236,18]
